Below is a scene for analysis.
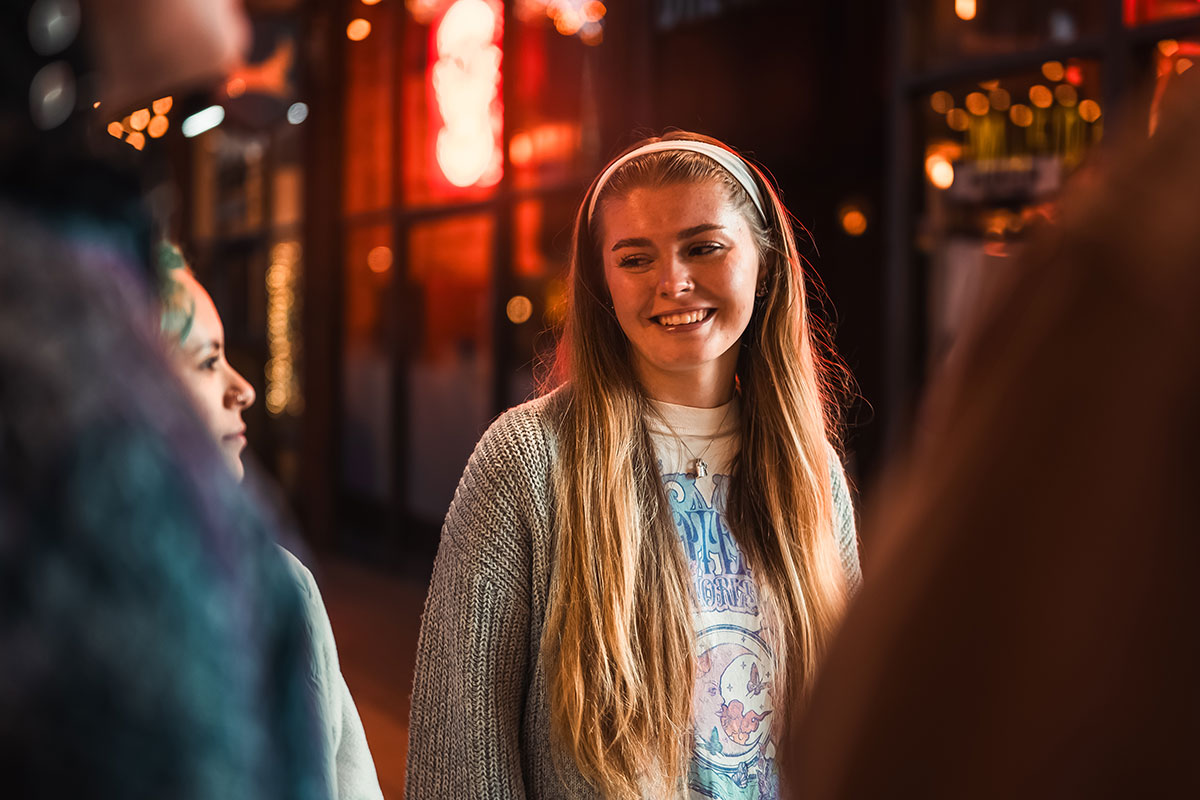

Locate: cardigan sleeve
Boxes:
[829,448,862,591]
[405,406,551,799]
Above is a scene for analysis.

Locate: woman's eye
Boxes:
[617,254,651,268]
[199,357,219,371]
[689,242,723,257]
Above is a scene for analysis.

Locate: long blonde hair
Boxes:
[541,132,850,798]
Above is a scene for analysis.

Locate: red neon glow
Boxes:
[432,0,503,188]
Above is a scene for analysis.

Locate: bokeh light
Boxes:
[147,115,168,138]
[1078,99,1102,123]
[1009,104,1034,127]
[955,0,976,21]
[839,206,868,236]
[988,88,1011,112]
[1054,84,1078,107]
[367,246,393,273]
[946,108,969,131]
[152,96,173,115]
[965,92,989,115]
[506,295,533,324]
[930,90,954,114]
[347,18,372,41]
[1029,85,1053,109]
[1041,61,1065,82]
[925,153,955,189]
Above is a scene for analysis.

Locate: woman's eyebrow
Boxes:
[610,224,725,251]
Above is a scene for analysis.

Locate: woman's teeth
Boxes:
[657,309,709,326]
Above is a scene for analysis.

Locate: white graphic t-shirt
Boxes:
[646,398,778,800]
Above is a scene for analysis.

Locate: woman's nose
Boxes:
[226,369,256,410]
[657,255,693,297]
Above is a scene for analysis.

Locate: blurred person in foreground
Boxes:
[407,132,861,799]
[783,70,1200,797]
[157,243,385,800]
[0,1,327,797]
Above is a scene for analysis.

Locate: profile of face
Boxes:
[599,179,763,401]
[167,272,255,480]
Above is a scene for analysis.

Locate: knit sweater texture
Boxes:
[405,390,861,799]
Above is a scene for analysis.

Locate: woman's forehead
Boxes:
[599,180,747,237]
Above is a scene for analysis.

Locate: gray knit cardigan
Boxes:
[405,390,861,799]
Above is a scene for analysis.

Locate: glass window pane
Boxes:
[915,61,1104,365]
[1125,0,1200,25]
[341,223,395,502]
[406,213,494,524]
[343,0,395,215]
[910,0,1103,71]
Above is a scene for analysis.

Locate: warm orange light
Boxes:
[926,154,955,189]
[930,90,954,114]
[946,108,970,131]
[148,115,169,138]
[510,132,534,165]
[978,79,1000,91]
[1009,104,1034,127]
[361,0,382,4]
[1029,85,1053,109]
[988,88,1011,111]
[1159,39,1179,57]
[92,100,101,109]
[1065,64,1084,85]
[1041,61,1065,82]
[580,23,603,45]
[555,10,583,35]
[965,91,989,115]
[839,207,868,236]
[126,131,146,151]
[367,245,393,273]
[1177,58,1194,74]
[129,108,151,131]
[506,295,533,324]
[955,0,976,21]
[106,121,123,138]
[1078,99,1101,123]
[1054,84,1078,107]
[583,1,606,21]
[347,18,372,41]
[226,77,246,97]
[152,96,173,115]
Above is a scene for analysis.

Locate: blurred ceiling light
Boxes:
[181,105,225,138]
[988,88,1011,111]
[946,108,970,131]
[92,100,100,109]
[367,246,393,273]
[1054,84,1078,107]
[129,108,150,131]
[152,96,172,115]
[1177,58,1194,74]
[126,131,146,151]
[506,295,533,324]
[1041,61,1065,82]
[361,0,382,4]
[839,206,868,236]
[1009,103,1034,127]
[287,102,309,124]
[1078,99,1101,123]
[930,90,954,114]
[965,91,989,115]
[147,114,169,138]
[925,153,955,189]
[955,0,976,21]
[1029,85,1053,109]
[347,18,372,41]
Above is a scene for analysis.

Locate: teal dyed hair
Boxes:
[156,241,196,344]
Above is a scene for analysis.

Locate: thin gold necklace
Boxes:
[651,400,734,479]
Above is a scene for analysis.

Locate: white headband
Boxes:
[586,140,768,223]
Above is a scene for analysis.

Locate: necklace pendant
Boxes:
[693,458,708,479]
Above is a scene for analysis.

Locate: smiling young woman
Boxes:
[406,132,861,799]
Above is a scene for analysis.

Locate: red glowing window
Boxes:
[1124,0,1200,24]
